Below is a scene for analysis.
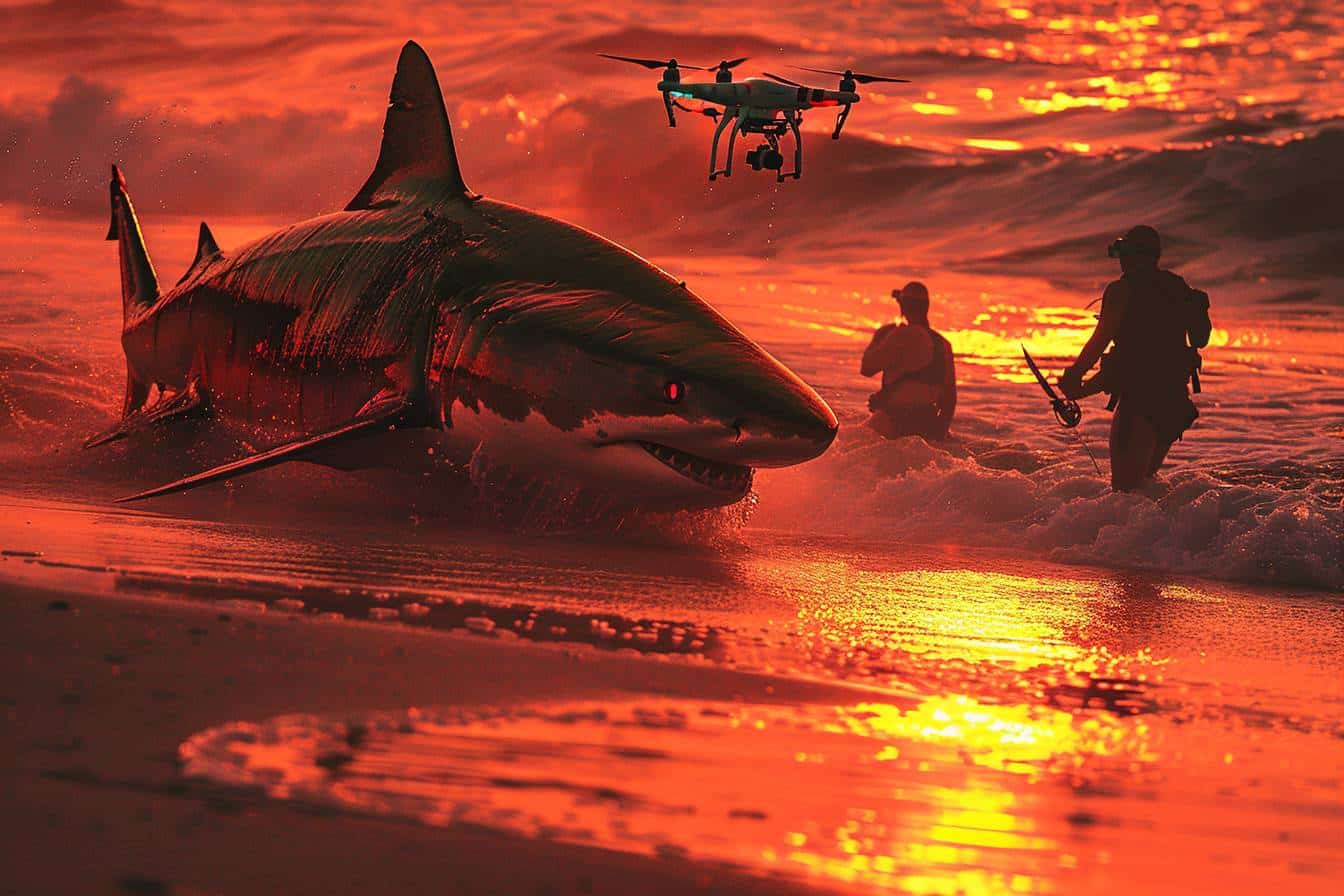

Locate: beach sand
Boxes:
[4,578,870,896]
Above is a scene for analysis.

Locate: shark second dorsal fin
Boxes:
[177,221,223,285]
[346,41,472,210]
[195,221,221,262]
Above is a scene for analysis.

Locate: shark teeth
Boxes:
[639,442,753,494]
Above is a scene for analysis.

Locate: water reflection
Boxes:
[948,0,1342,138]
[182,694,1157,894]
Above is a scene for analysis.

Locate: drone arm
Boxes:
[832,103,852,140]
[662,91,676,127]
[673,99,721,121]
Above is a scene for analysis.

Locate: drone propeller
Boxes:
[712,57,749,71]
[796,65,911,84]
[761,71,806,87]
[597,53,706,70]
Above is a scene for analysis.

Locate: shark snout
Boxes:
[733,365,840,467]
[662,368,839,468]
[618,399,837,470]
[723,403,838,467]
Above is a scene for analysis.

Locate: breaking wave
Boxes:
[498,107,1344,295]
[758,427,1343,592]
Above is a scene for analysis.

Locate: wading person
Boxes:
[861,281,956,441]
[1058,225,1212,491]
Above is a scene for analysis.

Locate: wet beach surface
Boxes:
[3,495,1341,894]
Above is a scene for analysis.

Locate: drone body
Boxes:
[661,78,857,113]
[600,54,908,182]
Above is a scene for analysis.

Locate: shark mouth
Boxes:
[639,442,753,493]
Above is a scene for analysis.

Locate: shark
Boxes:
[94,41,837,510]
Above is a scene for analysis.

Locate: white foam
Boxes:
[758,428,1343,591]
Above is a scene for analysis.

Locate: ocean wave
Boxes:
[757,427,1343,592]
[477,101,1344,290]
[0,340,118,454]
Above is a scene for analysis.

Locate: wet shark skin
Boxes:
[116,178,835,502]
[126,182,833,462]
[432,197,839,456]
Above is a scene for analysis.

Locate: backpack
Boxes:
[1100,279,1212,407]
[1185,287,1212,393]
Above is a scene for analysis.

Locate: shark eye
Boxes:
[663,380,686,403]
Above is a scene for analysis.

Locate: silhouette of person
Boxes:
[1059,225,1212,491]
[861,281,957,440]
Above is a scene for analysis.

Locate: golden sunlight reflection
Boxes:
[941,0,1342,142]
[743,556,1171,718]
[836,696,1151,777]
[185,696,1158,894]
[966,138,1025,151]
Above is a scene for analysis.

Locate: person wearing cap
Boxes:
[1058,225,1212,491]
[861,281,957,440]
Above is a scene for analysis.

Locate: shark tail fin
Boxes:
[177,221,223,285]
[106,165,160,324]
[346,41,473,210]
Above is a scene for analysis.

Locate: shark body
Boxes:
[97,41,837,509]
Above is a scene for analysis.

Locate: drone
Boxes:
[599,54,909,182]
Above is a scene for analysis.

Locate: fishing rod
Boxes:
[1021,345,1103,476]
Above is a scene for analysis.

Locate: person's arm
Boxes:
[936,353,957,438]
[861,325,897,377]
[1060,280,1126,397]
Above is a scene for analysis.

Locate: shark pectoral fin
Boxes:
[114,394,413,503]
[346,41,473,210]
[85,379,207,449]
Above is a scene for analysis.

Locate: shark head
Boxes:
[430,202,837,510]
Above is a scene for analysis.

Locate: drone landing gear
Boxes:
[831,103,852,140]
[780,112,803,181]
[708,110,741,180]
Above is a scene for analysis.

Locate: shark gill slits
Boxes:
[663,380,685,403]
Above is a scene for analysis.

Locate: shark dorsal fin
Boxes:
[177,221,223,285]
[346,41,471,210]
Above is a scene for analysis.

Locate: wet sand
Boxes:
[3,580,867,896]
[3,495,1341,895]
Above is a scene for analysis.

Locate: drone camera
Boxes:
[746,145,784,171]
